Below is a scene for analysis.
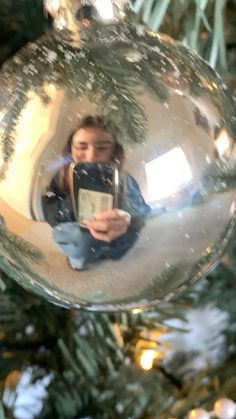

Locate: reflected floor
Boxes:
[0,191,233,304]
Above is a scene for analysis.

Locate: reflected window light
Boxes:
[94,0,114,20]
[145,147,193,201]
[215,128,231,157]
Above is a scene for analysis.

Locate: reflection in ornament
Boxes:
[214,128,232,158]
[145,147,193,202]
[0,0,235,310]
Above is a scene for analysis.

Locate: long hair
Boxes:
[58,115,125,191]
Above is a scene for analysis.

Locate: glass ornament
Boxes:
[214,398,236,419]
[188,408,210,419]
[0,0,235,311]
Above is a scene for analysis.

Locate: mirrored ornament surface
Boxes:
[0,20,235,311]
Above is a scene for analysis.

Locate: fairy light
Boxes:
[139,349,157,370]
[135,327,167,371]
[44,0,60,14]
[94,0,114,21]
[188,398,236,419]
[49,0,60,8]
[132,307,145,314]
[136,341,164,371]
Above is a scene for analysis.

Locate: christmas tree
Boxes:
[0,1,236,418]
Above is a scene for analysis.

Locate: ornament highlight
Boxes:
[188,408,210,419]
[187,398,236,419]
[213,398,236,419]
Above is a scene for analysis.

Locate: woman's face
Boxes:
[71,128,115,163]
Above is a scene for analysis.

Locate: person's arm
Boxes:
[84,208,130,242]
[42,174,75,227]
[123,174,151,233]
[83,174,150,243]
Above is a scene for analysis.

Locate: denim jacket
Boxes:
[43,171,151,260]
[43,171,150,232]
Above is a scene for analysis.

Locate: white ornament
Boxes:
[214,398,236,419]
[188,408,210,419]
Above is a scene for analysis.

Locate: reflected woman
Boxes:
[43,115,150,270]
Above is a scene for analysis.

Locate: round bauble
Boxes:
[188,408,210,419]
[0,1,235,310]
[214,398,236,419]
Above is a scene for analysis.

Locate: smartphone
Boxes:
[69,162,119,227]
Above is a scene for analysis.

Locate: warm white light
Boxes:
[94,0,114,20]
[45,0,60,12]
[215,128,231,157]
[139,349,157,370]
[44,0,60,16]
[214,398,236,419]
[132,308,144,314]
[188,408,210,419]
[145,147,193,201]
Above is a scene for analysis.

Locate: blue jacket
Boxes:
[43,171,151,260]
[43,172,150,231]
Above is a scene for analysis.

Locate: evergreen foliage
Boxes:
[133,0,232,72]
[1,2,235,182]
[0,0,50,66]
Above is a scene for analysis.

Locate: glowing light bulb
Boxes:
[132,308,144,314]
[188,408,210,419]
[45,0,60,13]
[94,0,114,21]
[214,398,236,419]
[139,349,157,370]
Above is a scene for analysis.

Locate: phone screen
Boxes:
[70,162,119,227]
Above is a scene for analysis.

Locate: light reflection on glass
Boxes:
[215,128,232,158]
[94,0,114,20]
[145,147,193,202]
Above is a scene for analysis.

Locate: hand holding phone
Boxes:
[69,162,119,228]
[84,208,131,242]
[78,188,113,224]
